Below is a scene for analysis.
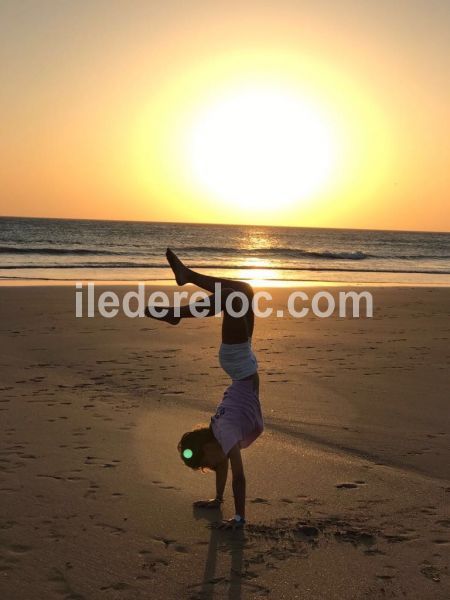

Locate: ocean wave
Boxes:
[176,246,450,261]
[1,245,450,262]
[0,244,370,260]
[0,263,166,269]
[308,250,368,260]
[0,246,125,256]
[1,263,449,275]
[180,246,369,259]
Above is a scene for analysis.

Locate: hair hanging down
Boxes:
[178,425,215,470]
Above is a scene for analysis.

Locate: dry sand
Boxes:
[0,285,449,599]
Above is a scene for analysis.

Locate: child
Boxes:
[146,249,263,529]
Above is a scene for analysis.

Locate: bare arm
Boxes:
[228,444,246,519]
[215,458,229,501]
[193,458,228,509]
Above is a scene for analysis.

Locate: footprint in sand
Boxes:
[334,529,376,546]
[99,582,131,592]
[382,533,416,543]
[151,480,181,491]
[420,562,441,582]
[151,536,176,548]
[95,522,125,535]
[6,544,32,555]
[295,525,320,539]
[143,558,169,572]
[435,519,450,528]
[48,567,86,599]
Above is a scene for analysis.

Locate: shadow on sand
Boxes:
[192,506,247,600]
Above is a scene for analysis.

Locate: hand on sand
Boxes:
[212,518,245,530]
[193,498,222,509]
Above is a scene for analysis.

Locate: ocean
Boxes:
[1,216,449,285]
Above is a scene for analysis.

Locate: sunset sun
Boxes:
[183,85,338,211]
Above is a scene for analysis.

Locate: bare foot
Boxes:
[166,248,190,285]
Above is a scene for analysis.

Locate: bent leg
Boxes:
[188,272,254,339]
[145,287,249,343]
[166,248,254,337]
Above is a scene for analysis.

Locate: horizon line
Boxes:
[0,213,448,236]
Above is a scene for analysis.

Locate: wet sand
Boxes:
[0,285,449,599]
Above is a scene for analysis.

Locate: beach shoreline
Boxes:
[1,279,450,287]
[1,284,449,598]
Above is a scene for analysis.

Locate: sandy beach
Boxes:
[0,284,449,599]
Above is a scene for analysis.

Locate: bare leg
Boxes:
[145,286,249,344]
[166,248,252,295]
[166,248,254,338]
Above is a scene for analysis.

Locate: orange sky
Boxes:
[0,1,449,231]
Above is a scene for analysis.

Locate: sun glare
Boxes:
[183,85,338,212]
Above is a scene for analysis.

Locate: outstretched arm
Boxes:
[215,444,246,529]
[193,458,228,509]
[229,444,246,519]
[215,457,229,501]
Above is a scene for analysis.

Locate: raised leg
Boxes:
[166,248,254,338]
[145,286,249,344]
